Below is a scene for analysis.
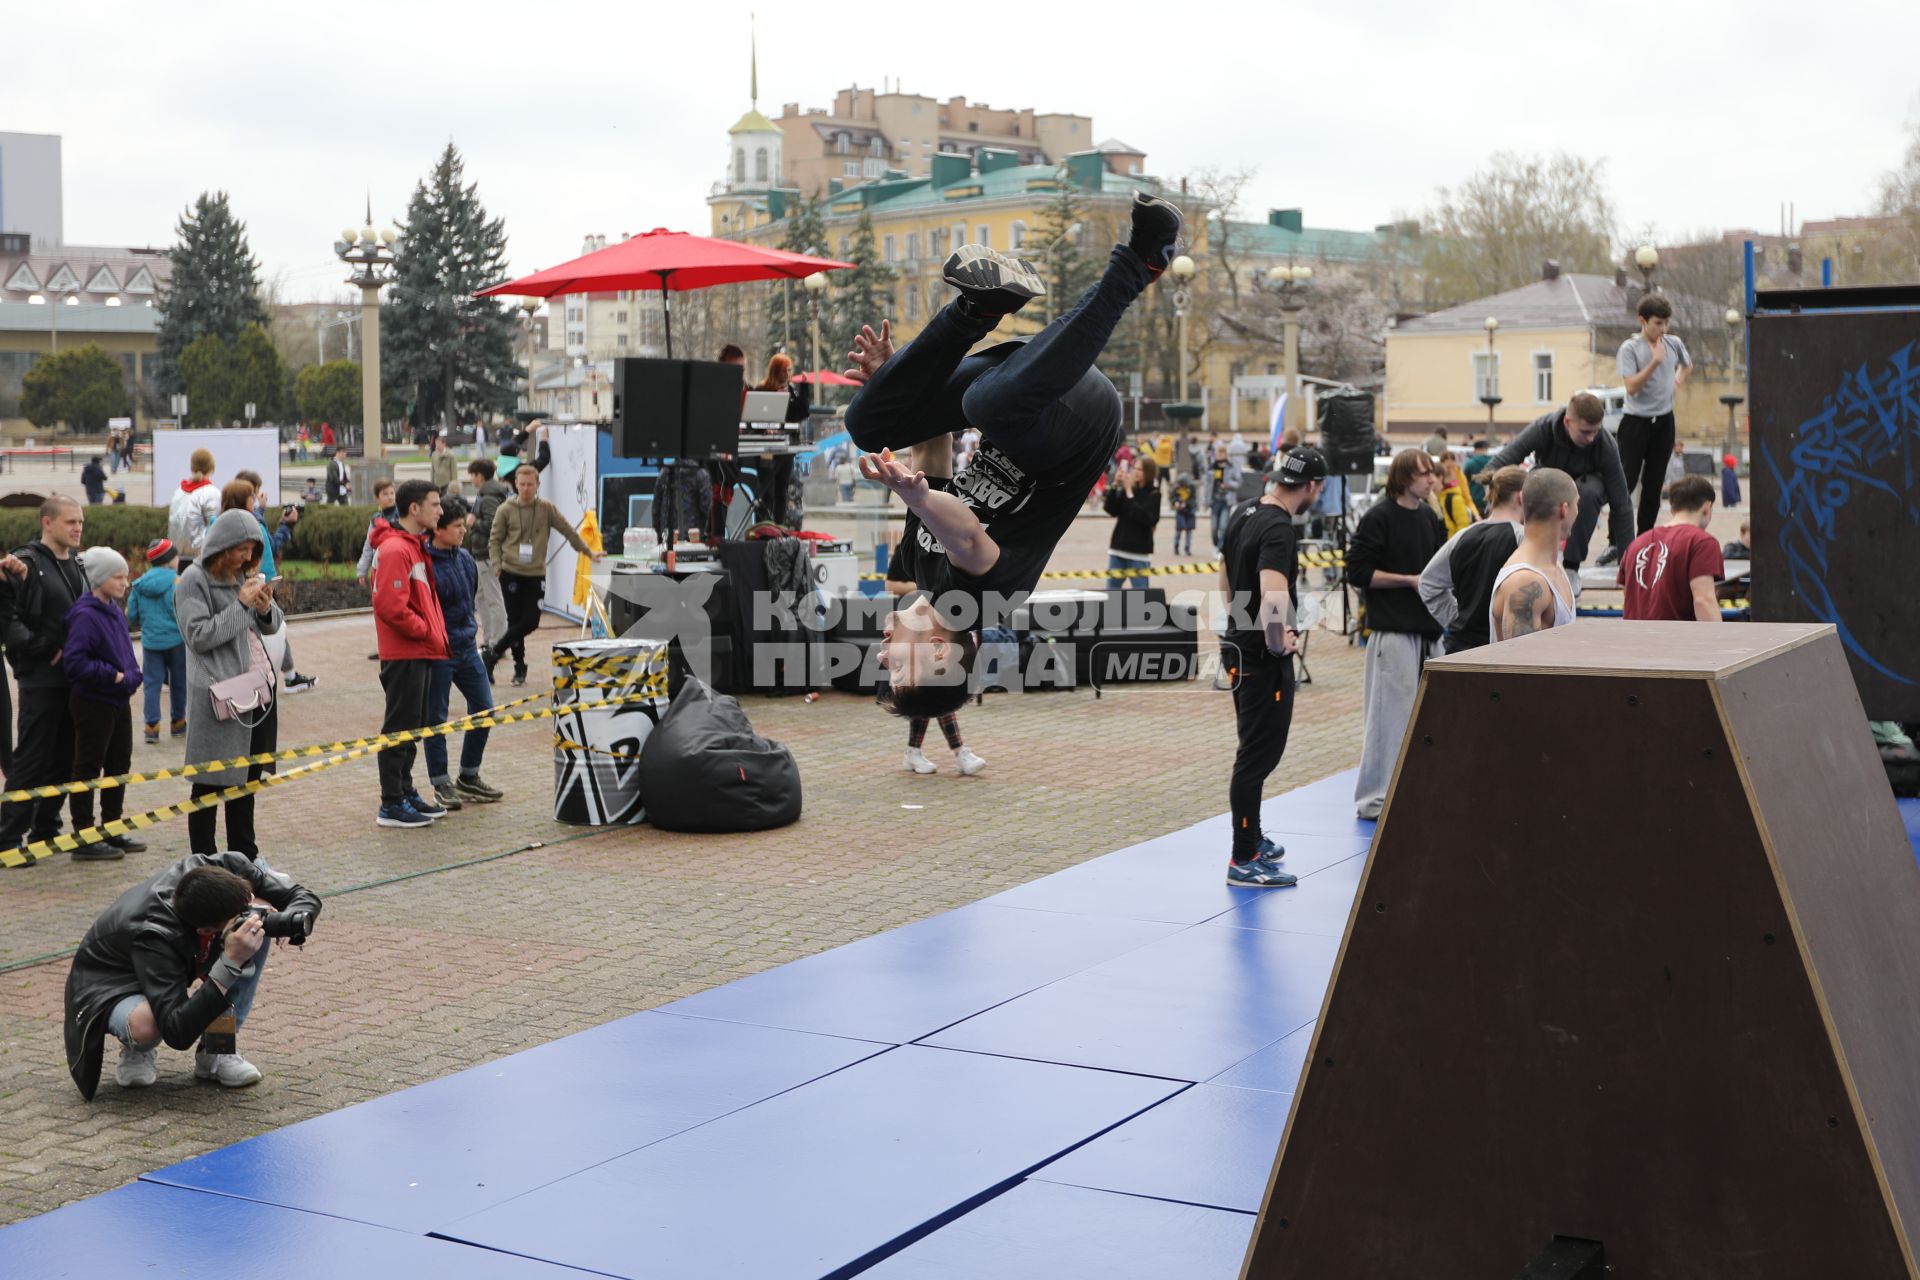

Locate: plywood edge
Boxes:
[1708,677,1920,1280]
[1239,679,1418,1278]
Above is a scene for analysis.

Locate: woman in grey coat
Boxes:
[174,509,282,858]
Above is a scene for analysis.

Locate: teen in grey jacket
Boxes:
[174,510,283,857]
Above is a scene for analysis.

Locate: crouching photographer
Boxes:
[63,852,322,1099]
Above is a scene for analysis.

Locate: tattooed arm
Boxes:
[1498,577,1548,641]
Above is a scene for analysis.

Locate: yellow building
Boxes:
[1384,268,1741,443]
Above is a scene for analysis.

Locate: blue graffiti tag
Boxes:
[1758,338,1920,685]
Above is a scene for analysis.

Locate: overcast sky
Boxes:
[13,0,1917,302]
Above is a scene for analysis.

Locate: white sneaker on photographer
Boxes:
[194,1051,262,1088]
[904,748,936,775]
[955,747,987,777]
[115,1045,157,1088]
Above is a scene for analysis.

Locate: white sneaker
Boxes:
[115,1045,157,1088]
[904,748,937,774]
[194,1051,262,1088]
[955,747,988,777]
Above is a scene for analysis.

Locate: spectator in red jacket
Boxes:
[370,480,450,829]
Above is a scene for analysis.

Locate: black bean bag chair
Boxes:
[638,677,802,831]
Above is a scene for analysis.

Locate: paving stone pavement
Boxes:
[0,520,1370,1225]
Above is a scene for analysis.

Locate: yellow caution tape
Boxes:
[552,736,646,761]
[0,688,549,804]
[553,650,670,676]
[858,551,1347,583]
[0,691,662,868]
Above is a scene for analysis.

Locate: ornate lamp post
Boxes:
[519,297,540,418]
[1266,263,1313,435]
[1721,306,1745,457]
[803,270,827,381]
[334,208,400,457]
[1481,315,1502,439]
[1634,244,1659,292]
[1169,254,1198,403]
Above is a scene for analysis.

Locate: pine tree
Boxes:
[1035,168,1098,311]
[766,194,831,363]
[832,210,896,363]
[154,192,268,395]
[383,143,520,434]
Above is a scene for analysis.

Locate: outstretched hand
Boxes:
[844,321,894,385]
[858,448,929,504]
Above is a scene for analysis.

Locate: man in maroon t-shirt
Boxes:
[1618,474,1723,621]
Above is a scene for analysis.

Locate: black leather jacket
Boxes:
[63,852,321,1100]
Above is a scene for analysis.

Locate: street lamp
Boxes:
[334,207,400,458]
[1482,315,1501,438]
[1721,306,1745,456]
[1169,253,1197,403]
[519,298,540,417]
[802,271,828,384]
[1634,244,1659,292]
[1266,263,1313,435]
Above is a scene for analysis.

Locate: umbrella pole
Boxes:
[661,279,673,358]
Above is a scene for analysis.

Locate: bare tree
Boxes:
[1860,110,1920,283]
[1421,152,1617,305]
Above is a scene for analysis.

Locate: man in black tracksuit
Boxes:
[1,496,91,857]
[1219,446,1328,887]
[1486,391,1632,572]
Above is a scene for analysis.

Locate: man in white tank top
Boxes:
[1491,468,1579,642]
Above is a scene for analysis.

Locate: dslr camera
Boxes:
[231,904,314,947]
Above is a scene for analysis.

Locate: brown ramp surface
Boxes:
[1244,622,1920,1279]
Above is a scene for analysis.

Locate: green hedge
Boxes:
[0,503,382,568]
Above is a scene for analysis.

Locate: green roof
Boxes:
[1220,218,1400,264]
[854,162,1158,215]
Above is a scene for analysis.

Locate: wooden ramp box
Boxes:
[1246,622,1920,1279]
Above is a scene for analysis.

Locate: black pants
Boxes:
[1616,411,1676,536]
[188,703,276,858]
[69,694,132,832]
[1227,650,1297,861]
[1562,472,1608,572]
[378,658,432,804]
[494,573,544,673]
[0,684,78,844]
[844,244,1145,477]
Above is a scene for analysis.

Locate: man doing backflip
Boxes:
[847,193,1184,719]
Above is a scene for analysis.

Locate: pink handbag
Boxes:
[208,631,278,726]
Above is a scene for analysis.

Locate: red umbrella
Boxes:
[477,228,852,357]
[793,370,861,386]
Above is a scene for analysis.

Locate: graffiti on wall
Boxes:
[1759,338,1920,685]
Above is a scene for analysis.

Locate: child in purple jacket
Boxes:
[63,548,145,861]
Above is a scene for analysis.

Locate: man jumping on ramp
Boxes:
[847,192,1184,718]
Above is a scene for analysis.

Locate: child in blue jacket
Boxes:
[126,539,185,744]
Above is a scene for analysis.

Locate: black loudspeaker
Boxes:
[614,358,687,457]
[683,361,743,458]
[614,359,743,460]
[1317,391,1376,475]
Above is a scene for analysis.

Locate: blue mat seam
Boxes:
[899,1038,1206,1086]
[820,1083,1195,1280]
[1021,1175,1262,1218]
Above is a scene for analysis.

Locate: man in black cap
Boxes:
[1217,445,1327,887]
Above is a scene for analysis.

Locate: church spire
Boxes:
[750,12,758,111]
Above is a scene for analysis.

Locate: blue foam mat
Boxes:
[858,1179,1254,1279]
[1215,849,1370,937]
[434,1044,1182,1280]
[1032,1082,1293,1213]
[1210,1020,1316,1093]
[985,829,1370,925]
[1900,797,1920,866]
[0,1181,589,1278]
[662,902,1179,1044]
[923,924,1338,1082]
[144,1011,883,1232]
